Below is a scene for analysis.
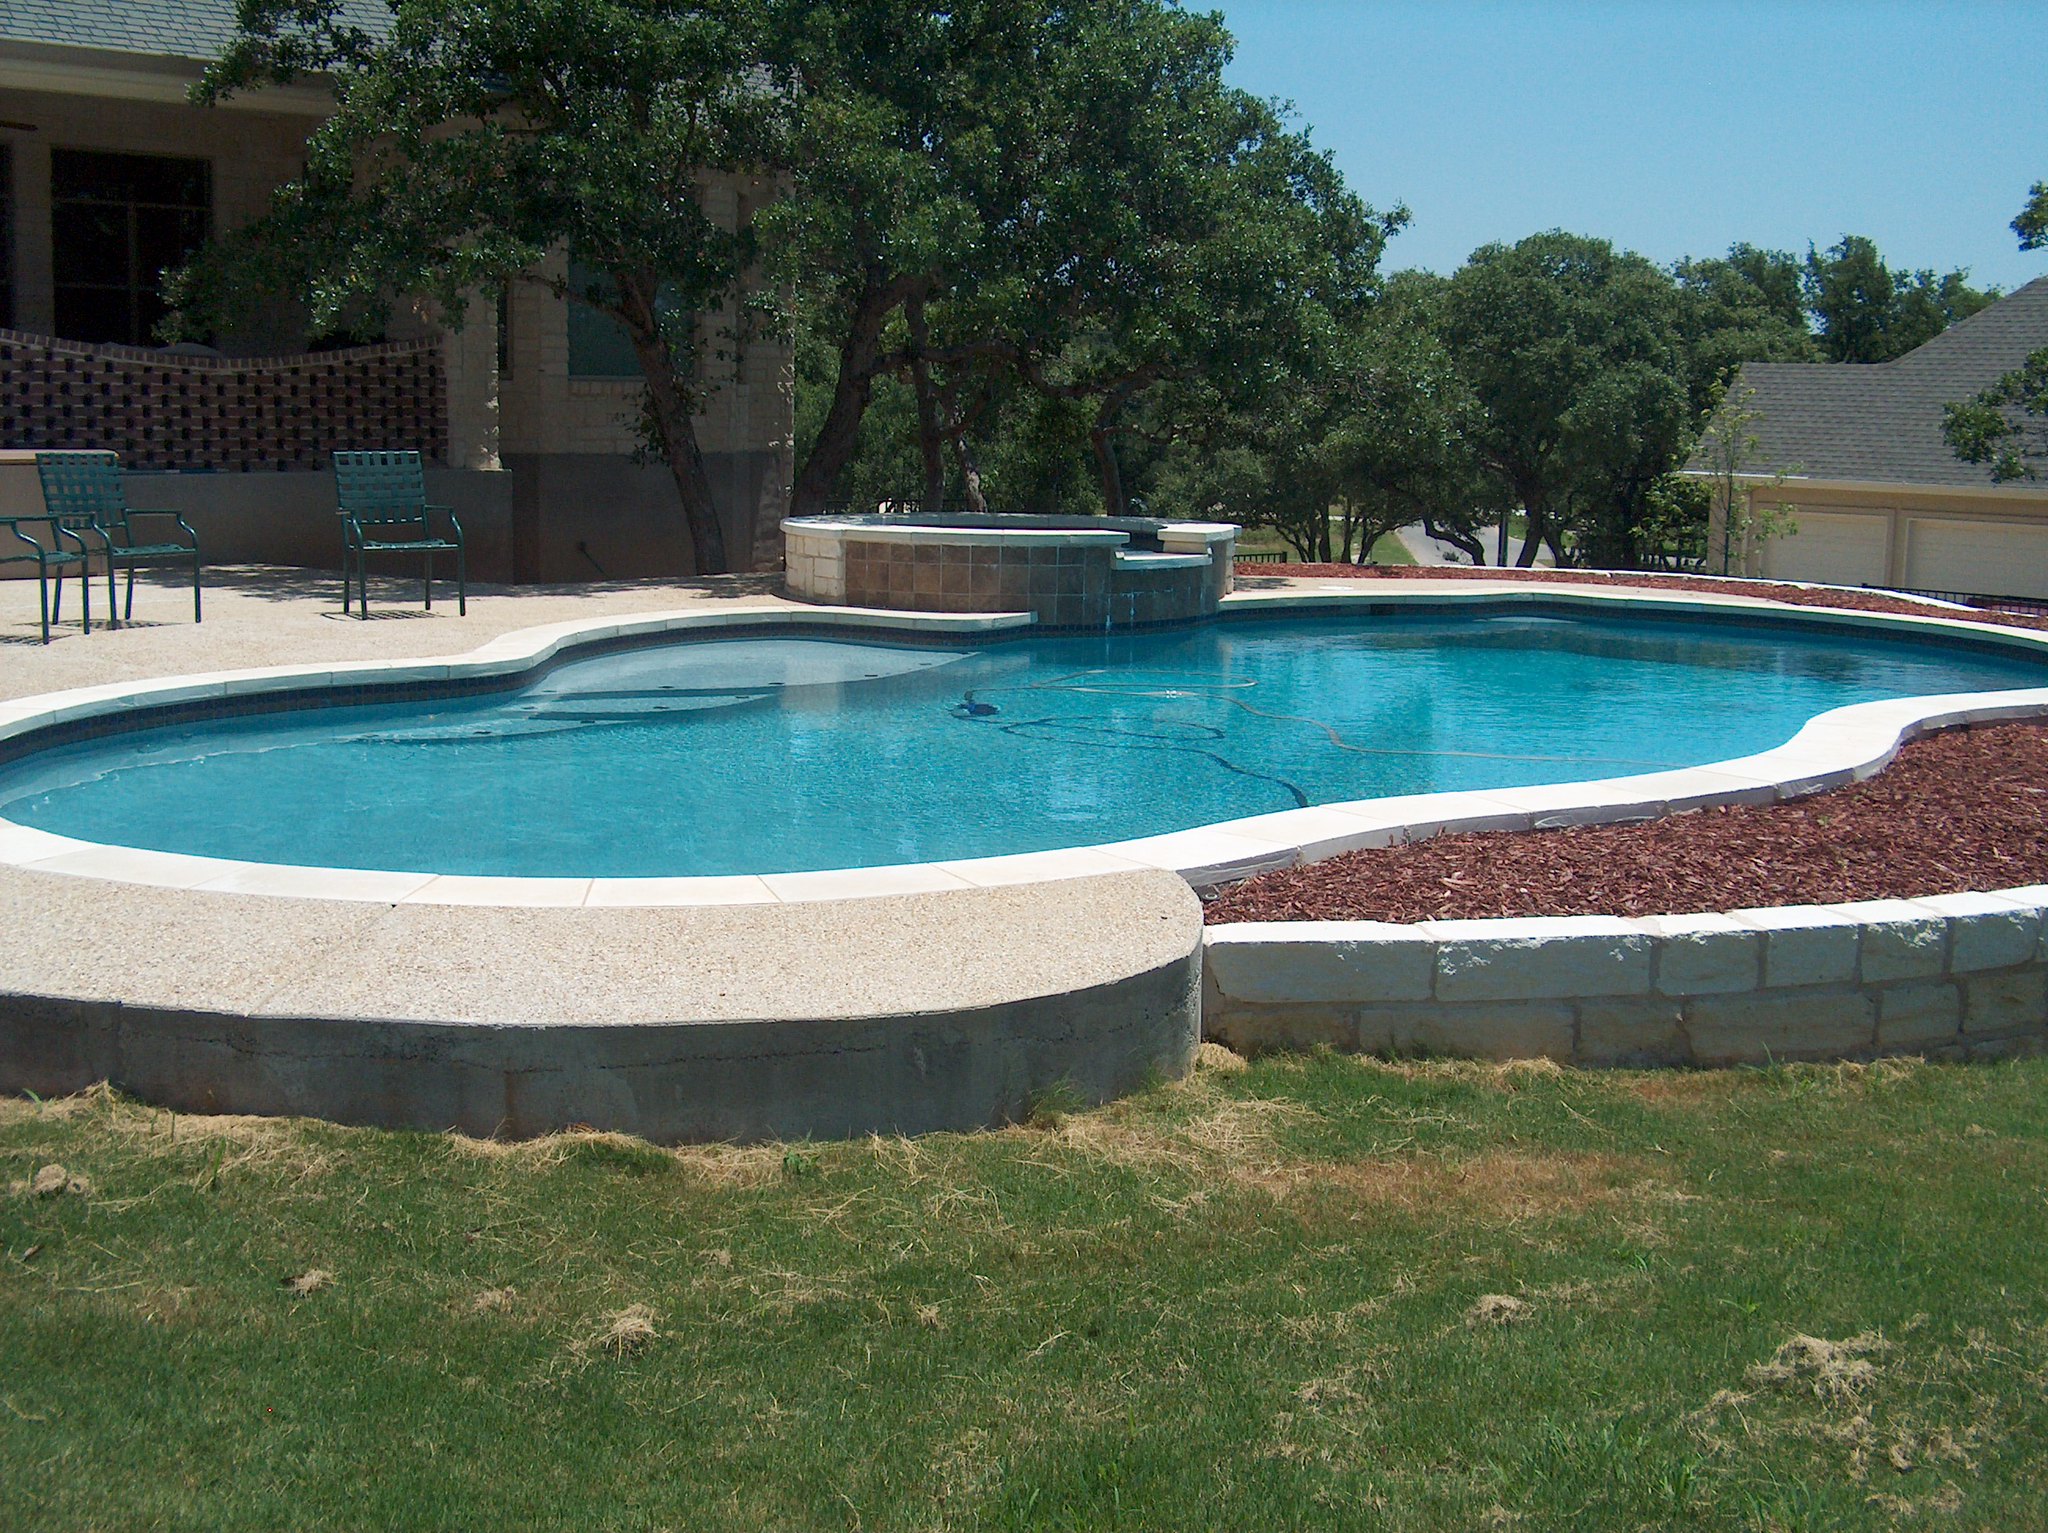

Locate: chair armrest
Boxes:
[427,504,465,543]
[2,516,50,556]
[124,510,200,549]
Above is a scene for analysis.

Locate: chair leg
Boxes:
[36,568,51,645]
[192,551,203,624]
[125,564,137,624]
[457,544,467,616]
[104,547,120,630]
[424,550,433,611]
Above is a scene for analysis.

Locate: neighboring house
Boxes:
[1690,275,2048,602]
[0,0,792,580]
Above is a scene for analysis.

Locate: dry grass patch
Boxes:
[283,1268,335,1297]
[1248,1149,1650,1222]
[1466,1293,1534,1326]
[579,1304,659,1359]
[1748,1332,1892,1403]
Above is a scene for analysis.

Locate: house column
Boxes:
[441,294,501,471]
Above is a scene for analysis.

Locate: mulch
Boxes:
[1234,562,2048,634]
[1202,719,2048,924]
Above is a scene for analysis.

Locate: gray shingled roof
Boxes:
[1698,275,2048,488]
[0,1,388,62]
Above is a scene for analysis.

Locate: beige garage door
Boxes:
[1904,518,2048,600]
[1758,509,1889,588]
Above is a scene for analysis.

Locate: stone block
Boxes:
[1913,892,2044,973]
[1424,918,1653,1002]
[1202,925,1436,1005]
[1357,1001,1575,1063]
[1684,989,1876,1065]
[1875,981,1962,1050]
[1836,899,1948,982]
[1645,914,1762,996]
[1730,905,1862,988]
[1574,998,1690,1066]
[1961,970,2048,1038]
[1204,1003,1357,1056]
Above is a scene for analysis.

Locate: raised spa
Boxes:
[4,607,2046,879]
[782,512,1238,627]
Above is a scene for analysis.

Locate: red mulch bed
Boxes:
[1234,562,2048,634]
[1203,721,2048,924]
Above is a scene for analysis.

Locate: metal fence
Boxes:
[1868,585,2048,618]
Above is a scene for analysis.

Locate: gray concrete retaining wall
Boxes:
[0,944,1202,1142]
[1202,888,2048,1066]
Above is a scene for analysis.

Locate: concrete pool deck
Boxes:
[4,565,2046,1137]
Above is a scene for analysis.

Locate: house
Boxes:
[1693,275,2048,602]
[0,0,792,580]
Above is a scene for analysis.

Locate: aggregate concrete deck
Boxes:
[0,568,1217,1139]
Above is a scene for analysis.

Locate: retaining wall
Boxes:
[1203,888,2048,1066]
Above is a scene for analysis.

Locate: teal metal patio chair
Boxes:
[35,451,203,626]
[332,451,466,618]
[0,507,93,644]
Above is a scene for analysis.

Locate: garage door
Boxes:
[1903,518,2048,600]
[1758,509,1889,588]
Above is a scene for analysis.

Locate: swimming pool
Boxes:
[4,606,2045,879]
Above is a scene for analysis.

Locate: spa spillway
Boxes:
[781,513,1239,628]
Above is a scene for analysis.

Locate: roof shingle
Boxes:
[1699,275,2048,488]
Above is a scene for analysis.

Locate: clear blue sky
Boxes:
[1215,0,2048,291]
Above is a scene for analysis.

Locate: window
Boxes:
[565,259,643,379]
[51,149,211,345]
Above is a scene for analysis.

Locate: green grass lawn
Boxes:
[5,1052,2045,1531]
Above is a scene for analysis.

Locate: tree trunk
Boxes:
[1514,498,1548,567]
[1424,516,1486,565]
[1090,422,1127,517]
[790,282,910,520]
[953,439,988,513]
[622,278,728,575]
[906,299,946,511]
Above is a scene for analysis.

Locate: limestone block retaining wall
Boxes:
[1202,887,2048,1066]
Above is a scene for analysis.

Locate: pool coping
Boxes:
[3,582,2048,907]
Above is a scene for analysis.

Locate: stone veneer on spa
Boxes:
[783,513,1237,628]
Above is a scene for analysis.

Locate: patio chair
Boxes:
[0,508,93,644]
[332,450,466,618]
[34,451,203,626]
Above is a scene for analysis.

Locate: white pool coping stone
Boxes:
[1,582,2046,907]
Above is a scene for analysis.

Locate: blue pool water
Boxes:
[3,611,2044,876]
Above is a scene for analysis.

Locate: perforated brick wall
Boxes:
[0,328,447,472]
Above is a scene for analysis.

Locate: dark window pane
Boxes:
[52,203,130,286]
[55,285,137,345]
[52,149,208,209]
[50,149,211,345]
[566,259,642,379]
[135,206,207,285]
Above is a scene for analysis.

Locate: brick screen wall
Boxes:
[0,329,447,471]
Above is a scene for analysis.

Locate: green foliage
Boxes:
[1672,243,1817,410]
[776,0,1398,519]
[1802,235,1998,364]
[1436,232,1692,569]
[2013,181,2048,252]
